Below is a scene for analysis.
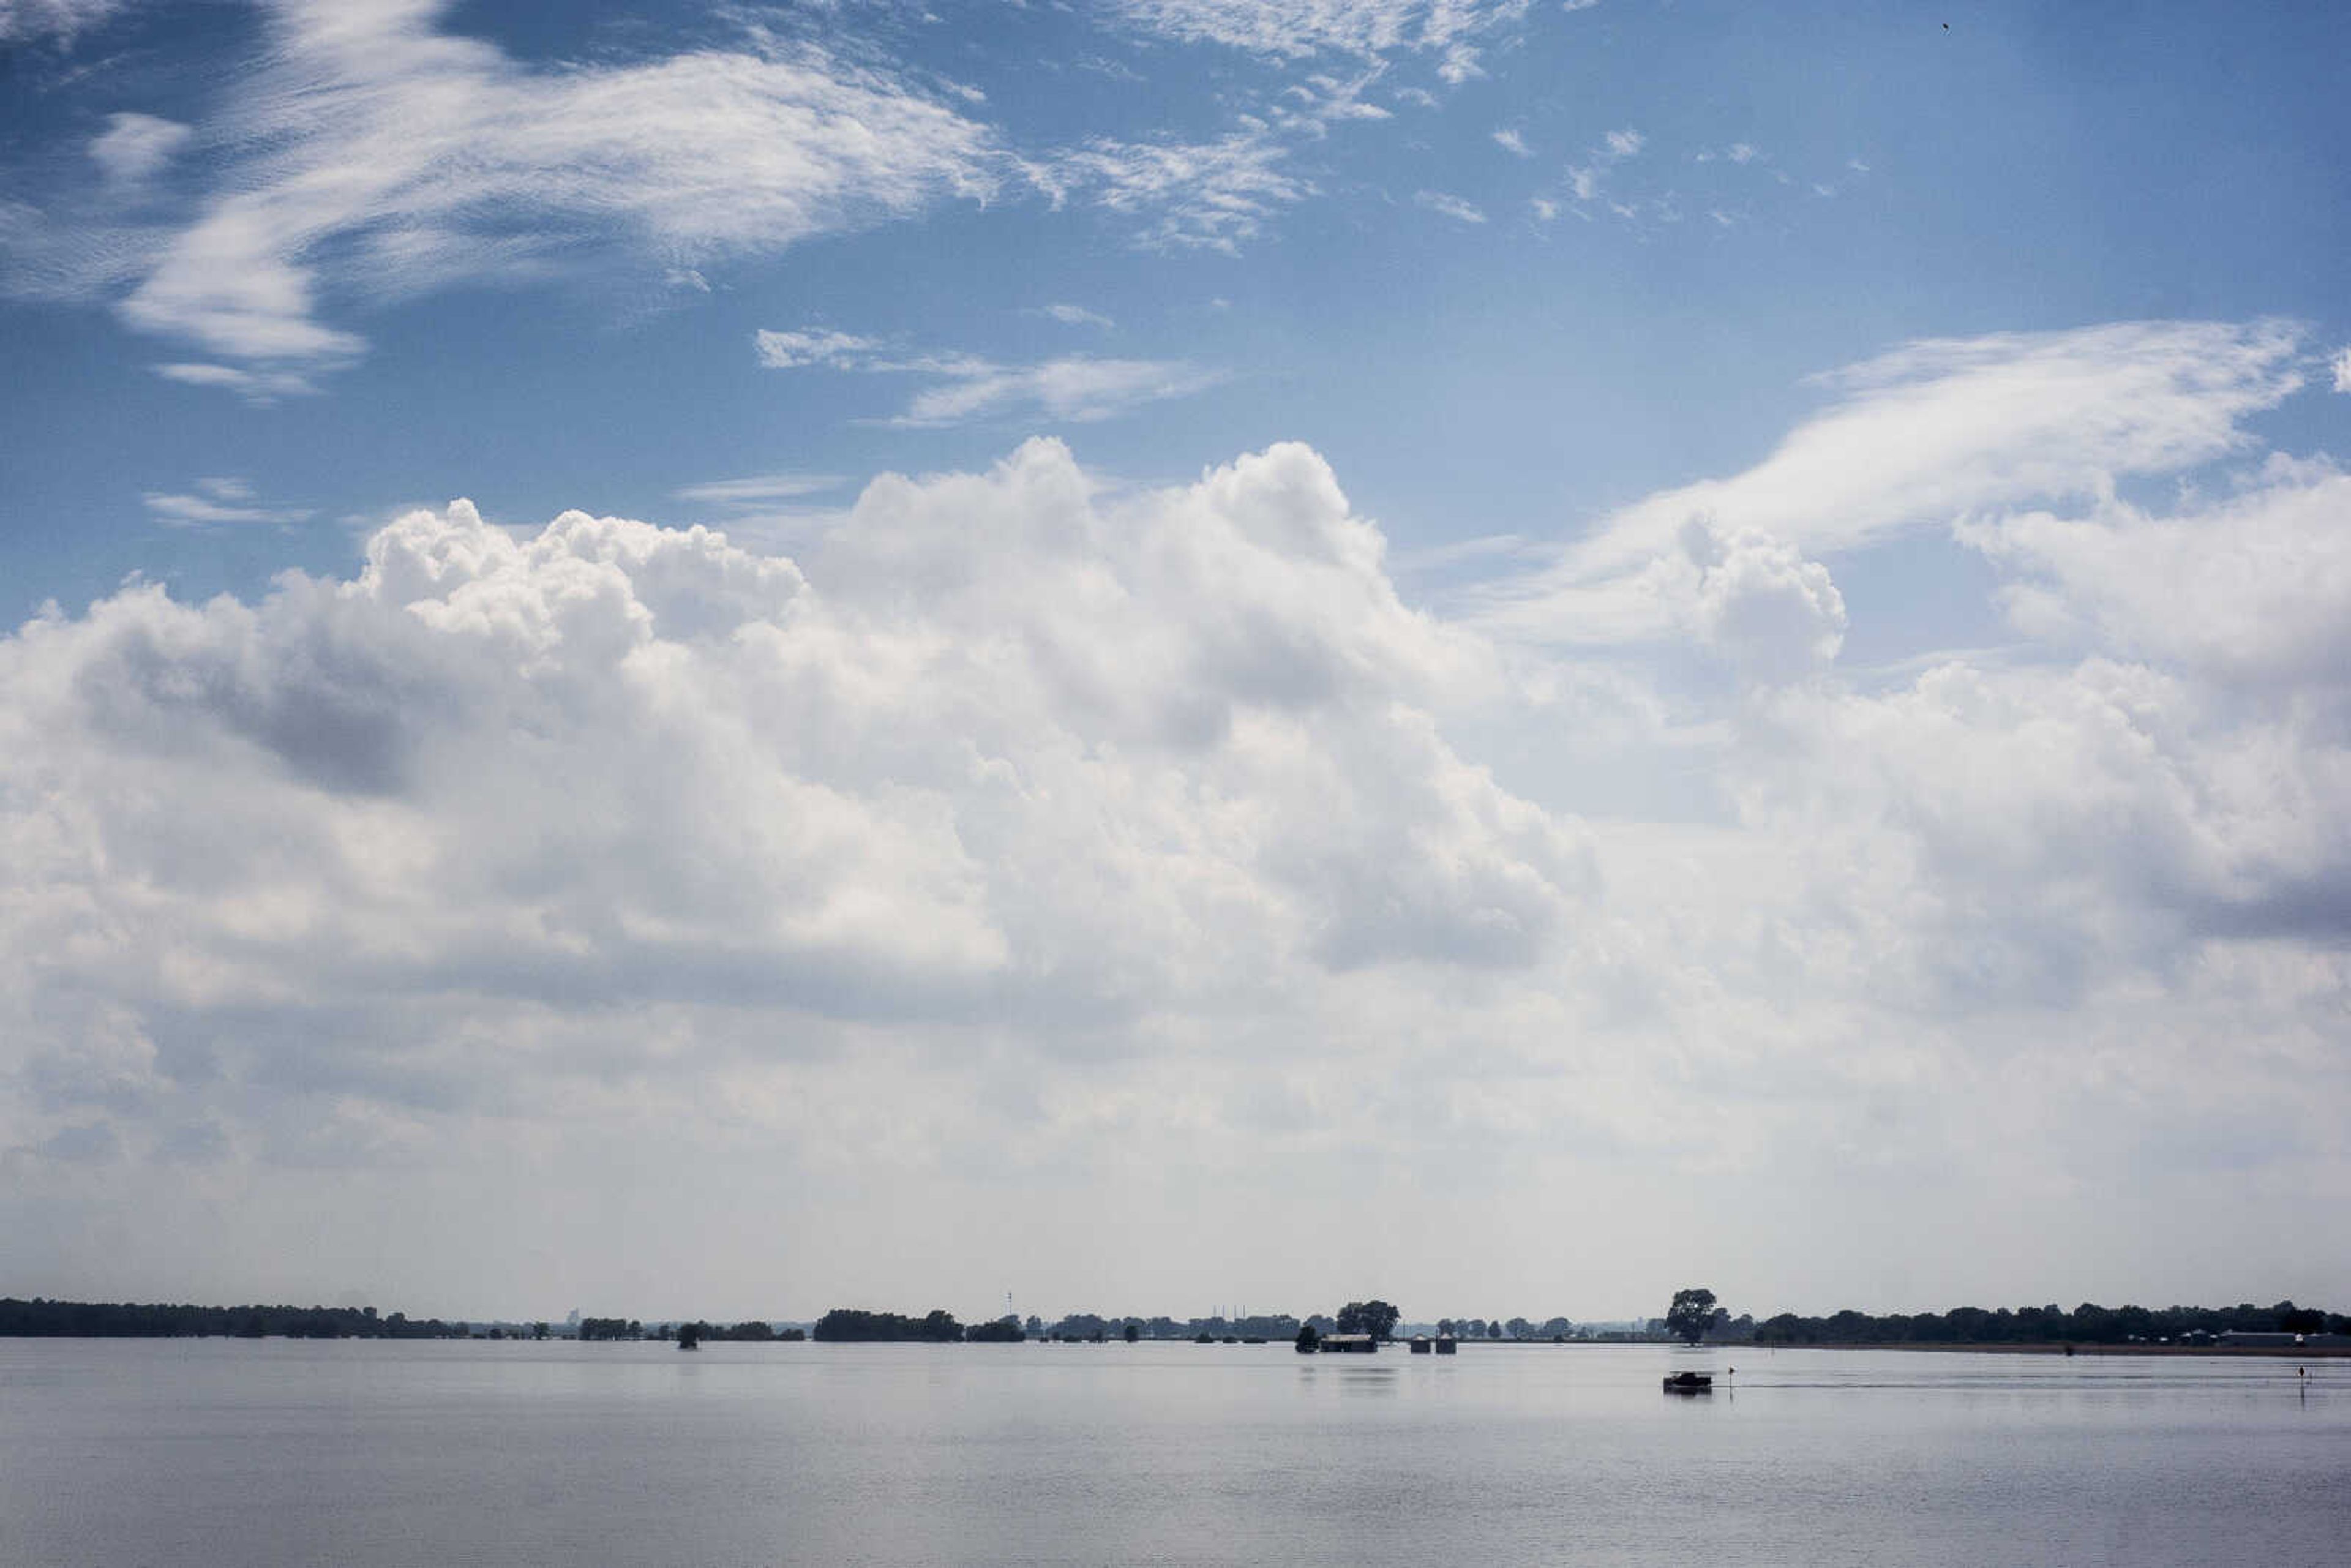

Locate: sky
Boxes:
[2,0,2349,1326]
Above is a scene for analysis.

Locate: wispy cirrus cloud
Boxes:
[1415,190,1487,224]
[897,357,1225,427]
[0,0,125,45]
[142,476,311,527]
[675,473,848,506]
[38,1,1002,388]
[151,361,321,403]
[1104,0,1530,61]
[8,0,1442,370]
[755,328,1222,426]
[1035,303,1116,329]
[1558,123,1646,212]
[1042,61,1410,253]
[752,329,885,370]
[1466,319,2311,647]
[1048,130,1311,252]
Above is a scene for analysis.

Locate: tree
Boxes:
[1295,1323,1321,1352]
[1665,1288,1719,1345]
[1334,1300,1401,1340]
[1123,1321,1140,1344]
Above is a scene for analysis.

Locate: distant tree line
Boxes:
[1431,1316,1581,1340]
[811,1308,972,1342]
[703,1320,806,1341]
[33,1294,2330,1349]
[580,1318,807,1342]
[577,1317,642,1341]
[1753,1300,2348,1346]
[0,1299,465,1338]
[965,1318,1025,1341]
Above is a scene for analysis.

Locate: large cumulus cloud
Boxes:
[6,321,2350,1316]
[0,440,1592,1192]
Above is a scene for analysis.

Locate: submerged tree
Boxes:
[1665,1288,1719,1345]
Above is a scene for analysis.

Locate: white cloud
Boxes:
[1682,518,1847,683]
[0,0,122,44]
[753,329,883,370]
[1561,0,1600,11]
[1727,142,1760,164]
[1037,302,1116,329]
[675,474,846,506]
[93,1,1000,378]
[894,358,1226,426]
[1037,62,1411,253]
[12,321,2351,1308]
[1437,42,1485,83]
[142,480,314,528]
[1528,196,1559,222]
[1553,126,1648,210]
[2332,345,2351,394]
[1415,190,1488,224]
[88,114,191,186]
[151,361,321,403]
[0,441,1571,1206]
[756,326,1221,426]
[1474,319,2309,644]
[1491,128,1532,157]
[1105,1,1529,61]
[1050,130,1310,252]
[1962,456,2351,696]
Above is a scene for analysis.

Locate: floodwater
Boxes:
[2,1339,2343,1565]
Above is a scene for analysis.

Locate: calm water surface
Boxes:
[2,1339,2344,1566]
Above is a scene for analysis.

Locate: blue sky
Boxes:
[3,1,2349,1321]
[10,1,2341,615]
